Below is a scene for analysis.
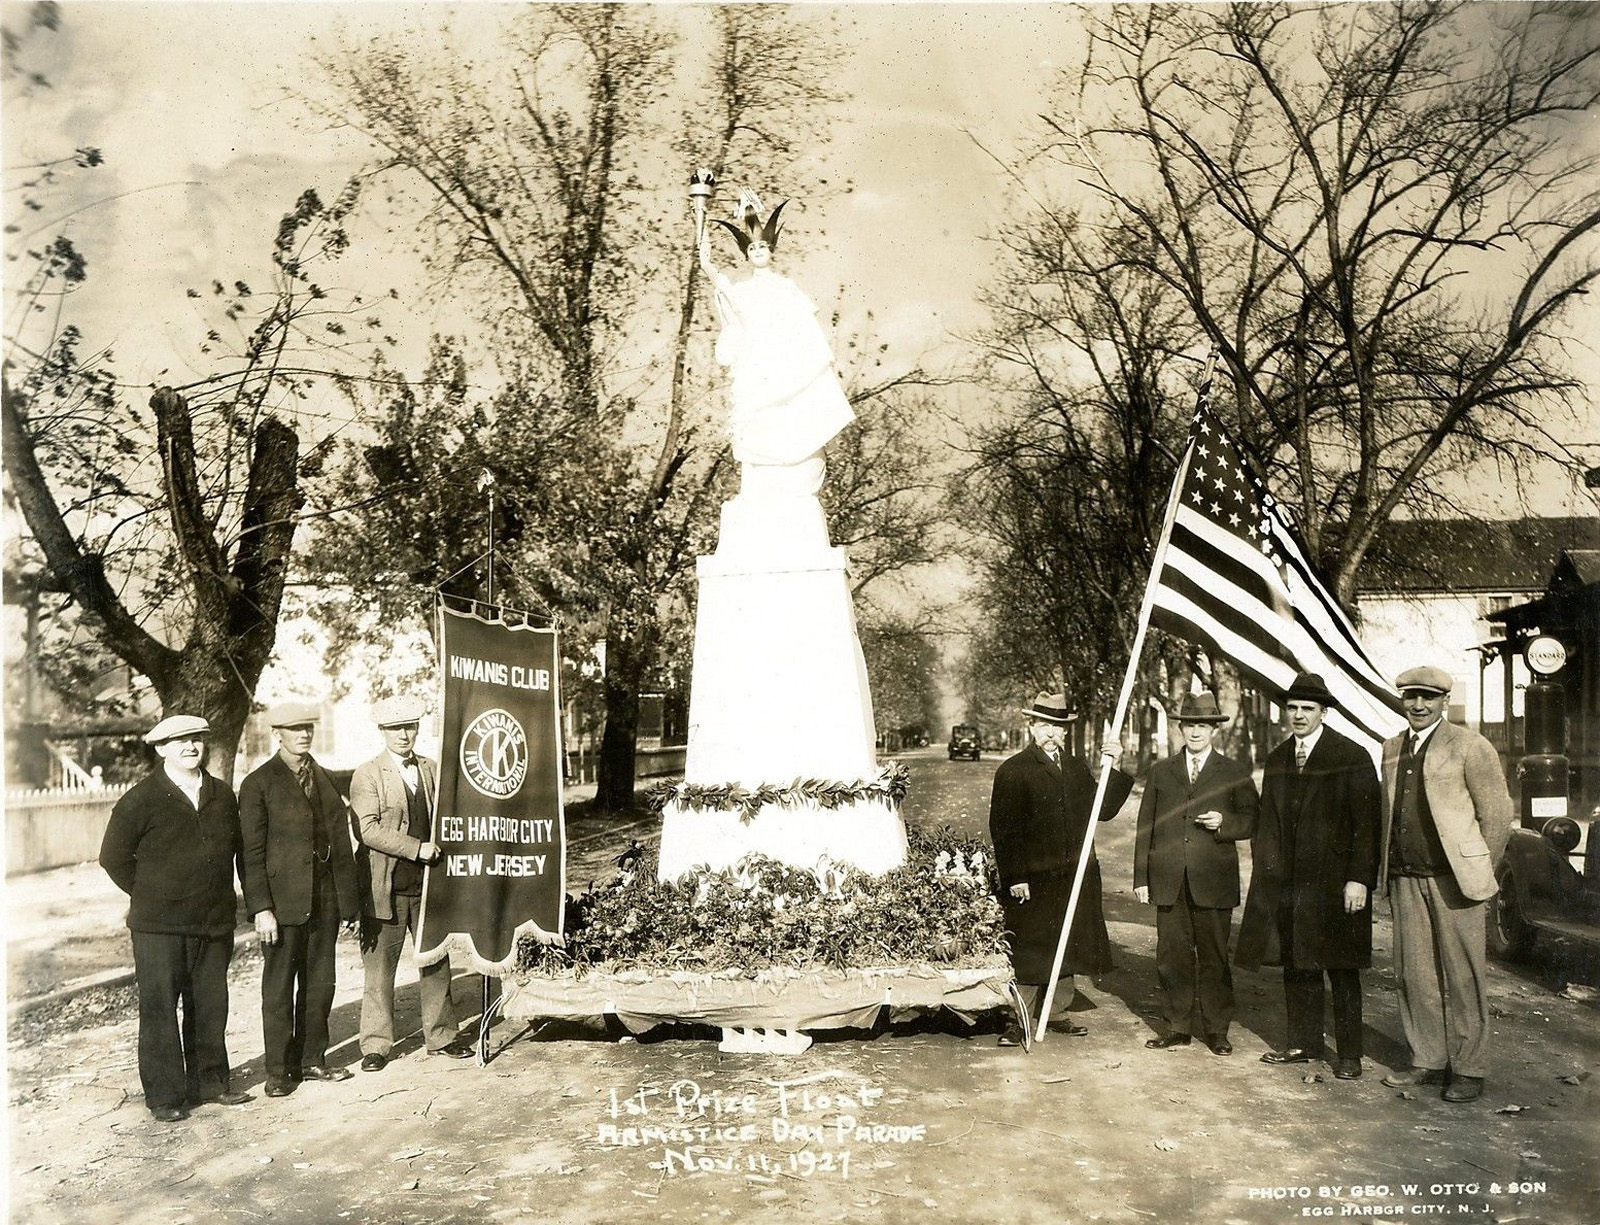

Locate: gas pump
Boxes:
[1491,636,1600,959]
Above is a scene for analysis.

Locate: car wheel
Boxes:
[1488,863,1535,962]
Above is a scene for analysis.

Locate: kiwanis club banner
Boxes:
[417,604,566,975]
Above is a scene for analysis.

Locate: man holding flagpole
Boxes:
[989,693,1132,1047]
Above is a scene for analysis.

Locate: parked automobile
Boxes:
[1489,801,1600,962]
[948,724,982,761]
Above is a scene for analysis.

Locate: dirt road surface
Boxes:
[7,749,1598,1224]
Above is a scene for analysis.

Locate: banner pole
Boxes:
[476,468,498,1063]
[1034,352,1213,1042]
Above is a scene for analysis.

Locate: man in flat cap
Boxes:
[348,696,471,1070]
[989,692,1132,1046]
[1378,666,1513,1103]
[100,715,248,1122]
[239,700,360,1096]
[1134,693,1259,1056]
[1236,672,1381,1080]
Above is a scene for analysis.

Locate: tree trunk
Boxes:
[594,621,651,811]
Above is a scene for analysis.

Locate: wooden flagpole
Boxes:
[1033,351,1215,1041]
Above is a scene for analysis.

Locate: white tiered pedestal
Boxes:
[656,456,908,881]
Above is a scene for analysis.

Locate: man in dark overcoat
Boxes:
[1236,672,1381,1080]
[989,691,1133,1046]
[99,714,249,1122]
[1134,693,1259,1055]
[239,700,360,1096]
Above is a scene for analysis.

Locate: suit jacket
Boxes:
[1235,727,1381,971]
[238,753,359,925]
[348,751,439,922]
[1379,719,1513,901]
[99,769,243,937]
[989,742,1133,889]
[1134,749,1259,909]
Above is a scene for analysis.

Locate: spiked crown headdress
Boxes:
[712,188,787,256]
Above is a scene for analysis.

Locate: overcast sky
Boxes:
[6,2,1597,517]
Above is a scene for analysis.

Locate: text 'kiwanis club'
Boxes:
[447,653,552,692]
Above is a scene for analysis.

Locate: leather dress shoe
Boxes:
[299,1064,352,1082]
[1145,1032,1191,1050]
[1442,1075,1484,1103]
[1053,1021,1088,1037]
[1382,1066,1448,1088]
[1204,1035,1233,1056]
[1333,1059,1363,1080]
[360,1053,388,1073]
[199,1090,252,1106]
[430,1040,475,1060]
[264,1078,296,1097]
[149,1106,187,1123]
[997,1025,1025,1048]
[1260,1047,1320,1065]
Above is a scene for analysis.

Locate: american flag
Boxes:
[1148,391,1406,755]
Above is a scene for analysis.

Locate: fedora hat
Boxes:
[1282,672,1336,707]
[1024,692,1078,726]
[1175,693,1229,724]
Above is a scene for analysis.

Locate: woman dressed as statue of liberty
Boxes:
[697,186,855,516]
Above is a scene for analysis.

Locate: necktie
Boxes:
[1408,733,1420,759]
[1188,754,1199,784]
[1294,739,1308,772]
[295,760,314,799]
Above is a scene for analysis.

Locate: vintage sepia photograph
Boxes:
[4,3,1598,1222]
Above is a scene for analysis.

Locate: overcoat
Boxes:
[1379,719,1513,901]
[238,754,359,926]
[348,751,440,922]
[1235,727,1381,971]
[1134,750,1259,909]
[99,769,243,936]
[989,742,1134,980]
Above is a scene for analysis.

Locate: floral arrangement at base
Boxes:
[513,826,1008,979]
[644,762,911,822]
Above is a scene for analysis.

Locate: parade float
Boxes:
[498,175,1018,1052]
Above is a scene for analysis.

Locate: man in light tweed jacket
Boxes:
[348,696,472,1070]
[1378,666,1513,1104]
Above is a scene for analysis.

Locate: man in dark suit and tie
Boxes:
[1134,693,1259,1055]
[989,691,1133,1046]
[348,696,471,1070]
[1378,666,1513,1103]
[1236,672,1381,1080]
[239,700,360,1096]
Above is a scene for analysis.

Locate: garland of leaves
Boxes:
[514,826,1009,979]
[644,761,911,822]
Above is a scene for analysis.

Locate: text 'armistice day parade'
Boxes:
[6,6,1600,1221]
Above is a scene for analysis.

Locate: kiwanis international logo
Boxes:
[459,708,528,799]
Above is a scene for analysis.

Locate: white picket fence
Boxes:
[5,784,131,876]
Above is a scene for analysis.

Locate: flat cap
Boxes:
[265,700,321,728]
[372,695,427,728]
[144,714,211,744]
[1396,665,1452,696]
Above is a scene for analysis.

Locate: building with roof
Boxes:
[1353,517,1600,749]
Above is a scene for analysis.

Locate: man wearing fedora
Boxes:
[1236,672,1381,1079]
[100,715,249,1122]
[348,696,472,1069]
[1134,693,1259,1056]
[239,700,361,1096]
[989,692,1132,1046]
[1378,666,1512,1103]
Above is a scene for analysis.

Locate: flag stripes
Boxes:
[1148,402,1405,757]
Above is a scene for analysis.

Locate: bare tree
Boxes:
[1053,1,1600,601]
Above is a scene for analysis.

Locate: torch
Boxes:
[689,167,716,248]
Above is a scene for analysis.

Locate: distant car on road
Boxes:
[948,724,982,761]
